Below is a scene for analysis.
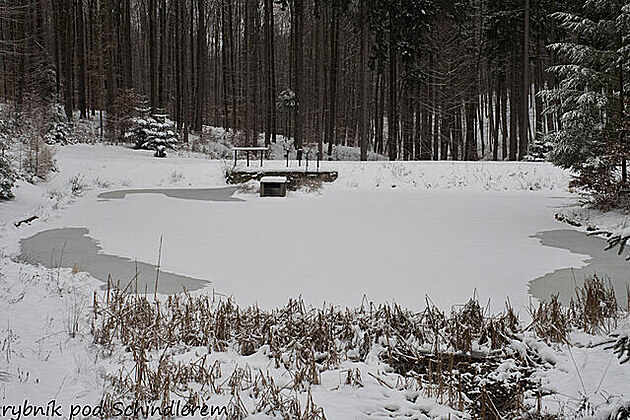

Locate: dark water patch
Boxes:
[529,229,630,304]
[20,228,209,294]
[97,186,244,201]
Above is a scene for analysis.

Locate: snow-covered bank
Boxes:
[1,144,629,419]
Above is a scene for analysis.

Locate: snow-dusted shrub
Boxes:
[524,137,553,162]
[45,120,73,145]
[225,129,248,147]
[220,158,237,179]
[605,402,630,420]
[47,188,66,203]
[92,177,112,189]
[613,333,630,364]
[0,155,16,200]
[189,131,232,158]
[22,138,56,181]
[327,143,386,161]
[276,88,296,109]
[111,88,144,142]
[294,176,323,193]
[69,174,87,197]
[236,179,259,193]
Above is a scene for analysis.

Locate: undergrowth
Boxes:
[91,275,627,420]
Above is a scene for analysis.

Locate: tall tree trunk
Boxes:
[194,0,205,131]
[293,0,303,158]
[62,0,74,121]
[122,0,132,88]
[509,59,517,160]
[387,11,397,161]
[158,0,167,108]
[149,0,158,111]
[358,0,368,161]
[326,8,338,158]
[519,0,529,160]
[263,0,273,144]
[76,0,87,118]
[619,31,626,184]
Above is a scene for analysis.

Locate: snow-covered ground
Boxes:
[1,143,630,419]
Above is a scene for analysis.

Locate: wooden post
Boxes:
[260,150,263,167]
[234,149,237,166]
[246,150,250,166]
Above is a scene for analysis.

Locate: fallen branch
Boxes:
[14,215,38,227]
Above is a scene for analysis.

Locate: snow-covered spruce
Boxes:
[0,155,15,199]
[44,120,73,145]
[125,105,178,157]
[541,1,630,209]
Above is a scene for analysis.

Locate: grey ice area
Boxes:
[97,186,244,201]
[529,229,630,304]
[20,228,209,294]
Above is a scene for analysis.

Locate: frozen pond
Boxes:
[17,185,594,311]
[98,186,243,201]
[20,227,209,294]
[18,187,246,294]
[529,229,630,304]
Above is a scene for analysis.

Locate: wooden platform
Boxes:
[227,170,338,191]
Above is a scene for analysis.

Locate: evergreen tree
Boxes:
[525,137,554,161]
[0,156,16,200]
[542,0,630,207]
[145,111,179,157]
[126,102,178,157]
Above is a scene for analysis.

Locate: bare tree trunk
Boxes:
[387,12,397,161]
[358,0,368,161]
[509,58,517,160]
[194,0,205,131]
[149,0,158,111]
[263,0,272,144]
[293,0,303,158]
[62,0,74,121]
[76,0,87,118]
[326,8,338,158]
[374,65,384,155]
[519,0,529,160]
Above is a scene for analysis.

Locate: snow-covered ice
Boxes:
[1,144,588,313]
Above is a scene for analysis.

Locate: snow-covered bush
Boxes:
[328,143,386,161]
[524,137,553,162]
[605,402,630,420]
[111,88,144,142]
[21,138,56,181]
[276,88,296,109]
[45,120,73,145]
[69,174,87,197]
[613,332,630,364]
[0,155,16,200]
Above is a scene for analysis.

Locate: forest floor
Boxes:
[1,143,630,419]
